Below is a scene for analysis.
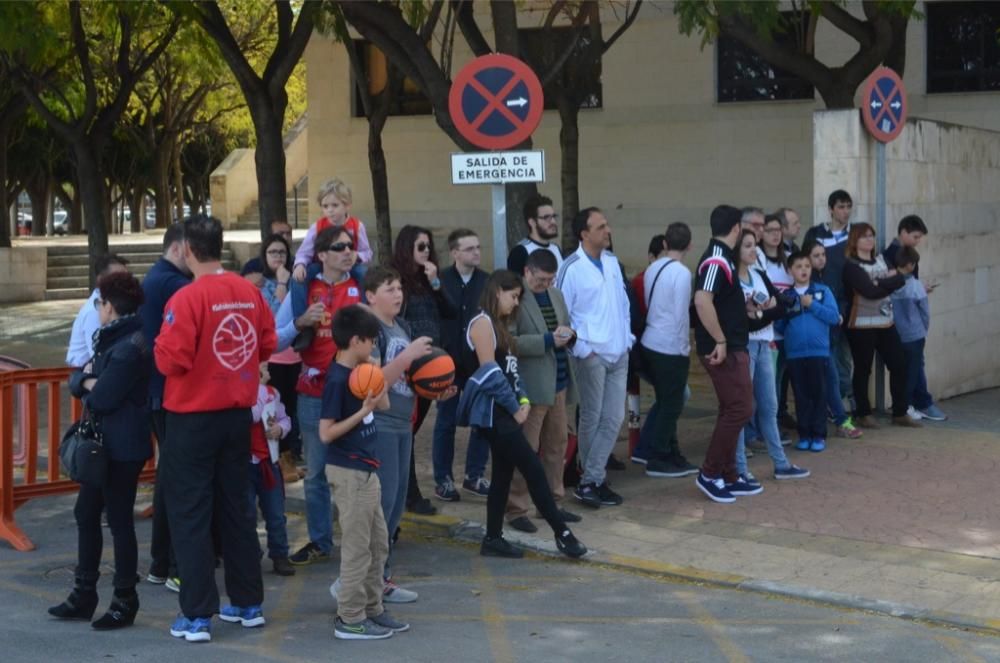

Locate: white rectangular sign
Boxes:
[451,150,545,185]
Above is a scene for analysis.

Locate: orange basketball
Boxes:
[349,363,386,400]
[408,347,455,400]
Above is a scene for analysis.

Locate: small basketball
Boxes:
[408,347,455,400]
[349,363,385,400]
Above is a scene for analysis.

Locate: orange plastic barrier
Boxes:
[0,368,156,552]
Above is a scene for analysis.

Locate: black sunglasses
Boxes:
[416,242,431,252]
[329,241,354,253]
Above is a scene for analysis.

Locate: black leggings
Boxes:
[268,362,301,455]
[478,414,566,539]
[75,459,146,588]
[407,397,434,505]
[845,326,908,417]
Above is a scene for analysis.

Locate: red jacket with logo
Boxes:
[296,275,362,397]
[155,272,277,413]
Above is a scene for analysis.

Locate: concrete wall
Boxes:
[210,125,310,227]
[306,1,1000,273]
[0,247,46,303]
[814,110,1000,399]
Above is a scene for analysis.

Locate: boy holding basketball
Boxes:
[319,305,406,640]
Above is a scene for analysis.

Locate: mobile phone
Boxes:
[752,291,769,305]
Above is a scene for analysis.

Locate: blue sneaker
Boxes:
[695,473,735,504]
[917,404,948,421]
[726,472,763,496]
[795,438,811,451]
[170,615,212,642]
[810,439,826,452]
[774,465,811,480]
[219,604,265,628]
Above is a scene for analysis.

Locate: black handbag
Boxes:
[59,409,108,487]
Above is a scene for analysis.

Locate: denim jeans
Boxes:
[901,338,934,410]
[825,357,848,425]
[830,325,855,408]
[635,385,691,460]
[374,430,410,578]
[736,341,791,474]
[432,391,489,485]
[248,461,288,559]
[298,394,334,554]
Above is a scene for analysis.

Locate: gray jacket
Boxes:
[512,286,577,407]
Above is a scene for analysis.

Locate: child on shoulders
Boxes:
[293,178,372,287]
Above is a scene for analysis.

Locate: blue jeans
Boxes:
[374,430,410,578]
[831,325,855,408]
[736,340,791,474]
[248,461,288,559]
[297,394,334,554]
[432,392,489,485]
[901,338,934,410]
[825,357,848,425]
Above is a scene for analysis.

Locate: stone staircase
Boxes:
[45,243,239,301]
[233,176,311,231]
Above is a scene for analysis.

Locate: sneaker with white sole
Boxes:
[334,617,393,640]
[219,604,265,628]
[370,610,410,633]
[917,404,948,421]
[165,577,181,593]
[434,478,460,502]
[382,580,418,603]
[906,406,924,421]
[329,578,342,603]
[462,476,490,497]
[170,615,211,642]
[726,473,764,496]
[774,465,811,480]
[696,473,735,504]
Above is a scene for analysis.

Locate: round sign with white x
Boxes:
[448,53,544,151]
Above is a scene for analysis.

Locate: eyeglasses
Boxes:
[93,298,105,309]
[266,249,288,257]
[329,241,354,252]
[539,213,559,221]
[416,242,431,252]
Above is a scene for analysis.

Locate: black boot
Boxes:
[91,587,139,630]
[48,575,99,621]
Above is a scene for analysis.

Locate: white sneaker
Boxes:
[906,406,924,420]
[329,577,341,603]
[383,580,418,603]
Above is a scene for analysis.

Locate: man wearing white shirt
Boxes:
[640,223,698,479]
[65,254,129,367]
[556,207,633,509]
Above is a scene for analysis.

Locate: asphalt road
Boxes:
[1,494,998,663]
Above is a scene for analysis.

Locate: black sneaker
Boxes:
[668,454,700,477]
[573,483,602,509]
[556,508,582,523]
[407,498,437,515]
[605,454,626,471]
[595,481,623,506]
[696,473,735,504]
[646,458,689,478]
[507,516,537,533]
[555,530,588,558]
[434,479,460,502]
[272,557,296,576]
[288,542,329,566]
[480,535,524,558]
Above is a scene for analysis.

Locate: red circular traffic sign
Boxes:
[861,67,908,143]
[448,53,544,150]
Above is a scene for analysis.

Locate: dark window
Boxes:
[926,2,1000,93]
[519,26,603,110]
[716,13,814,103]
[351,40,432,117]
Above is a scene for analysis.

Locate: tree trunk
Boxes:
[815,81,857,109]
[129,186,144,234]
[173,140,185,222]
[557,98,581,255]
[72,141,110,286]
[153,140,173,228]
[26,174,51,237]
[0,124,11,248]
[368,114,393,265]
[249,101,288,241]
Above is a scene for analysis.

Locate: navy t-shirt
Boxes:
[320,362,379,470]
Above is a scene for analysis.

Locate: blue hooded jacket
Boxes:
[774,282,841,359]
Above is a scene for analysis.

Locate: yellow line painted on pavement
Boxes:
[407,612,861,626]
[472,556,515,663]
[678,592,750,663]
[258,565,308,658]
[931,634,988,663]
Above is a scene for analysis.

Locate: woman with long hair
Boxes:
[465,270,586,559]
[390,225,458,514]
[51,271,152,629]
[257,234,304,481]
[842,223,919,428]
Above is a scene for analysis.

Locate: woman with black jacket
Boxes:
[50,272,152,629]
[841,223,919,429]
[390,225,459,514]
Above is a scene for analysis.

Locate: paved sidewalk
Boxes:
[393,382,1000,634]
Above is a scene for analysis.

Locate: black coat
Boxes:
[69,315,152,463]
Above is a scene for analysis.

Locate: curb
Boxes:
[401,512,1000,637]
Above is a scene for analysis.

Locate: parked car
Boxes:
[53,210,68,235]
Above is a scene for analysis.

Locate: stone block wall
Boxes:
[0,247,47,303]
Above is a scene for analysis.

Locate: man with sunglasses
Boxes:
[274,226,361,566]
[507,194,564,275]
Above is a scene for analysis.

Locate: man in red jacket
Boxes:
[155,215,277,643]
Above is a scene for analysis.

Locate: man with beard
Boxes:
[507,194,564,274]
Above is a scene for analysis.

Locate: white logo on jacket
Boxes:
[212,312,258,371]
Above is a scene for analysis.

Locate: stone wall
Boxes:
[813,110,1000,399]
[0,247,46,303]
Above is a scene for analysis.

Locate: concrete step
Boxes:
[45,260,239,293]
[47,248,233,268]
[44,288,90,301]
[46,243,165,257]
[235,199,310,230]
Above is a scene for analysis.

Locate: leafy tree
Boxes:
[0,1,179,281]
[173,0,320,238]
[674,0,916,109]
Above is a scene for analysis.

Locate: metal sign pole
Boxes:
[874,141,887,412]
[491,184,507,270]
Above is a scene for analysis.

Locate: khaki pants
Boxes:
[506,390,568,519]
[327,464,388,623]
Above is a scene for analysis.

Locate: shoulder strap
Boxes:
[644,259,674,310]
